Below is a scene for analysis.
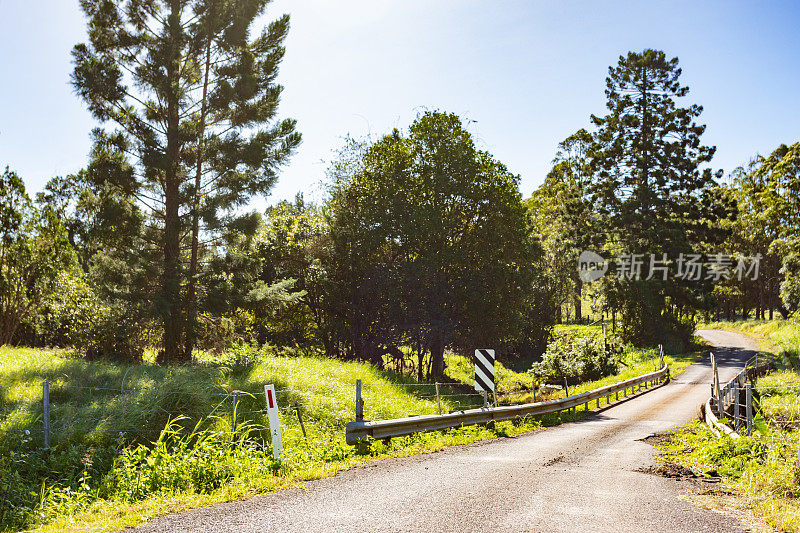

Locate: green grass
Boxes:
[444,352,532,394]
[658,421,800,532]
[0,346,537,532]
[661,318,800,531]
[699,318,800,359]
[0,335,702,533]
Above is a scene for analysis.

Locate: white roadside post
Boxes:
[264,384,284,462]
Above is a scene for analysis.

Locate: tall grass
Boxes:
[0,346,527,532]
[1,336,701,532]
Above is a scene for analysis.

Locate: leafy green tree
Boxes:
[589,50,722,346]
[201,209,306,352]
[71,0,300,363]
[529,129,599,322]
[730,143,800,316]
[328,112,538,379]
[255,195,335,350]
[0,169,74,345]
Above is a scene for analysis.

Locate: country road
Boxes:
[136,330,759,533]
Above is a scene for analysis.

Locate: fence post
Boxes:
[356,379,363,422]
[733,381,740,431]
[745,382,753,436]
[42,381,51,451]
[435,382,441,415]
[231,391,239,434]
[293,402,307,441]
[711,352,723,416]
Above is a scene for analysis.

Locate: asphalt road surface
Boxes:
[136,329,759,533]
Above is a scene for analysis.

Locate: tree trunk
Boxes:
[184,20,213,361]
[430,329,445,380]
[769,278,775,320]
[574,278,582,323]
[159,0,185,364]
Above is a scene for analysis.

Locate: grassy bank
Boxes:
[699,319,800,357]
[1,335,694,532]
[659,319,800,532]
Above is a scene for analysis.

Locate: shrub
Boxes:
[80,308,150,363]
[101,419,276,503]
[529,333,624,385]
[29,270,104,348]
[196,308,257,354]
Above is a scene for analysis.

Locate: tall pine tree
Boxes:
[590,50,722,345]
[72,0,300,362]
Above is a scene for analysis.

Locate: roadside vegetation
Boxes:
[658,318,800,532]
[1,325,694,532]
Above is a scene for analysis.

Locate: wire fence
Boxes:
[0,376,493,446]
[708,351,800,465]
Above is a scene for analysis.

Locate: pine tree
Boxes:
[72,0,300,362]
[590,50,721,345]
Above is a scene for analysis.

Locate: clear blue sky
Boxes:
[1,0,799,205]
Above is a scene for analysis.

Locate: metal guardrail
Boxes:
[346,364,669,445]
[706,353,774,438]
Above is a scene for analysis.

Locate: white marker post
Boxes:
[264,384,284,461]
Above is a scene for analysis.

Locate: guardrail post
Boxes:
[42,381,51,451]
[356,379,364,422]
[435,382,441,415]
[733,381,740,431]
[482,390,488,408]
[745,382,753,436]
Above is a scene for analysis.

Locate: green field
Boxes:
[1,334,697,532]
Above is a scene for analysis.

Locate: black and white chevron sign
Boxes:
[473,349,495,393]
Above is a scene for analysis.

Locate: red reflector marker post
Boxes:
[264,384,284,461]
